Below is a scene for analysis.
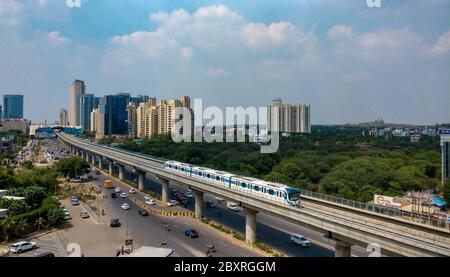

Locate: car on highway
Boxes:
[129,188,136,194]
[184,229,199,239]
[10,241,37,254]
[120,192,127,199]
[291,234,311,247]
[80,211,89,218]
[206,201,216,208]
[227,202,240,212]
[115,187,122,193]
[175,194,187,201]
[95,170,101,175]
[167,200,179,207]
[63,212,72,220]
[144,194,151,201]
[111,192,117,198]
[121,203,130,210]
[34,251,55,257]
[171,189,180,196]
[215,196,225,202]
[59,204,65,209]
[69,178,82,183]
[145,199,156,205]
[110,218,121,227]
[138,210,149,216]
[184,191,193,198]
[71,199,80,206]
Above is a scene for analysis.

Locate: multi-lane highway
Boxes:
[83,170,264,257]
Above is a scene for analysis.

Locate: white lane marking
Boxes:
[241,253,249,257]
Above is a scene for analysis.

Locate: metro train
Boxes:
[164,161,301,206]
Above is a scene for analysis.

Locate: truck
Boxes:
[104,180,113,189]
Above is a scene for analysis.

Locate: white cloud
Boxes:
[428,30,450,56]
[181,47,193,59]
[327,25,354,40]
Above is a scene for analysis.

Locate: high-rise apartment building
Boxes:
[58,108,68,126]
[90,108,104,138]
[78,94,95,130]
[267,98,311,133]
[440,131,450,186]
[126,96,193,139]
[3,94,24,119]
[69,80,86,126]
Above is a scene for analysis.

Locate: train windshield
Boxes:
[287,190,301,201]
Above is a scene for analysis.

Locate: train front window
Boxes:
[288,192,301,201]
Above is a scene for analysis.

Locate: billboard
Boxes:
[438,129,450,135]
[374,195,402,208]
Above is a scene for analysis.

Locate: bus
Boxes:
[104,180,113,189]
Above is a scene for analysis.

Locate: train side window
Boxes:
[241,183,247,188]
[216,176,220,181]
[267,189,274,195]
[198,172,202,176]
[253,186,259,192]
[207,174,210,178]
[181,168,185,172]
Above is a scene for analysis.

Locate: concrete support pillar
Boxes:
[80,151,84,159]
[91,154,96,165]
[335,240,352,257]
[108,160,113,176]
[118,164,125,181]
[160,177,169,203]
[137,171,145,191]
[85,152,90,162]
[193,190,204,219]
[244,208,258,244]
[98,156,103,170]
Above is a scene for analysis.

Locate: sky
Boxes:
[0,0,449,125]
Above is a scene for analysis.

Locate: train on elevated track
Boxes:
[164,161,301,206]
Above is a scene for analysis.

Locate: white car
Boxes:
[291,234,311,247]
[227,202,240,212]
[167,200,179,207]
[63,212,72,220]
[115,187,122,193]
[120,192,127,199]
[215,196,225,202]
[129,188,136,194]
[144,194,151,201]
[145,199,156,205]
[10,241,37,254]
[121,203,130,210]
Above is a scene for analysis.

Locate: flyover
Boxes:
[57,132,450,257]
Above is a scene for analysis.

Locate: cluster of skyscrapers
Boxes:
[62,80,193,139]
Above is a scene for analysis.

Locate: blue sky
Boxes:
[0,0,449,124]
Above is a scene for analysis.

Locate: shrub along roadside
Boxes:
[0,196,63,242]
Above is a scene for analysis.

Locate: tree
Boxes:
[54,156,90,178]
[47,208,64,226]
[0,199,31,216]
[21,160,34,170]
[0,216,16,242]
[6,186,46,207]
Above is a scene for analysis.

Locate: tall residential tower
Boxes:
[69,79,86,126]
